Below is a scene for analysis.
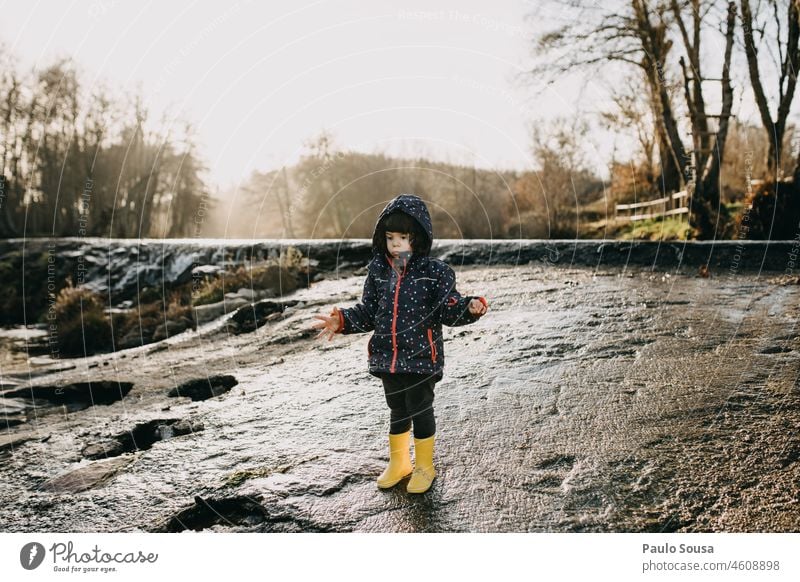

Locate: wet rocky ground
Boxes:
[1,261,799,532]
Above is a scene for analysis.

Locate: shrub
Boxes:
[736,180,800,240]
[51,283,112,356]
[191,247,302,306]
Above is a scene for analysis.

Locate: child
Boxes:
[310,194,488,494]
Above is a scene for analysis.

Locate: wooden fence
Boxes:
[615,190,690,222]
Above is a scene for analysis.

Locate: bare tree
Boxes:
[671,1,738,237]
[721,118,796,198]
[519,116,601,238]
[531,0,739,238]
[739,0,799,177]
[238,167,294,238]
[532,1,688,196]
[599,72,660,191]
[295,131,348,237]
[0,45,25,236]
[0,48,209,239]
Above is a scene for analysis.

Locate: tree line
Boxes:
[532,0,800,238]
[4,0,799,242]
[0,47,208,238]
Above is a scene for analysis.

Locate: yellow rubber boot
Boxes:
[376,430,413,488]
[407,434,436,493]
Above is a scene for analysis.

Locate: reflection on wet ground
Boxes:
[1,264,798,532]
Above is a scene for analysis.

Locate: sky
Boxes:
[0,0,623,189]
[6,0,786,193]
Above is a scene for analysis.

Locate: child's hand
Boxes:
[310,308,342,341]
[468,297,488,316]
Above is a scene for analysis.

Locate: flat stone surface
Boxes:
[0,262,798,532]
[36,457,134,494]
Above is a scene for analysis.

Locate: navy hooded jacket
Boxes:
[333,194,487,382]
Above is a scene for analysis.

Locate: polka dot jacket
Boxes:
[332,194,487,382]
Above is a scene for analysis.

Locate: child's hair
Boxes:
[373,210,431,257]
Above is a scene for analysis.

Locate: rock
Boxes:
[227,300,298,334]
[168,375,238,401]
[0,431,37,453]
[152,495,271,532]
[192,301,229,325]
[1,381,134,410]
[234,287,257,301]
[81,441,125,460]
[37,457,133,494]
[0,397,28,427]
[4,242,800,533]
[153,320,188,342]
[81,418,204,459]
[26,357,76,370]
[118,329,145,350]
[192,265,224,277]
[223,295,250,310]
[172,419,204,435]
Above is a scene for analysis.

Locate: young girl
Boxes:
[310,194,488,494]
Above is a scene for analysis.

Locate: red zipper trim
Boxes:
[427,328,437,363]
[389,257,406,373]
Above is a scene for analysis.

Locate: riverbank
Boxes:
[1,261,798,532]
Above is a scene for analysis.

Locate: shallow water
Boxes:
[1,264,798,532]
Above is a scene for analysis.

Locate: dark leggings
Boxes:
[381,372,437,439]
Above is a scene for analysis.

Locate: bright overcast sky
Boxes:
[1,0,623,188]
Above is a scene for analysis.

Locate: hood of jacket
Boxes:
[371,194,433,259]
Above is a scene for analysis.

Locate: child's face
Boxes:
[385,231,412,257]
